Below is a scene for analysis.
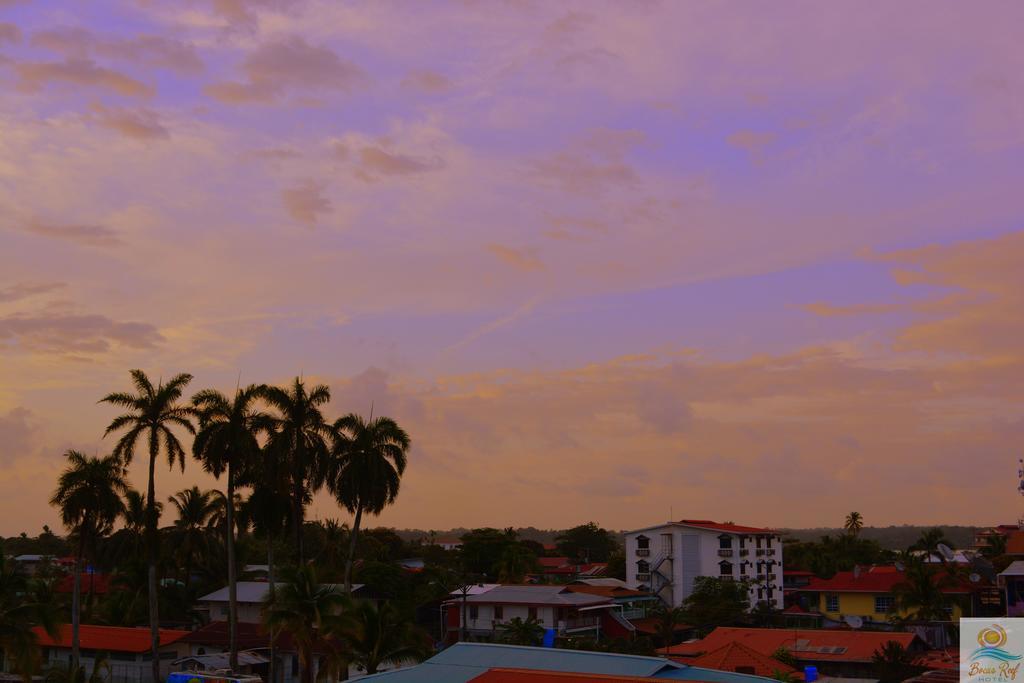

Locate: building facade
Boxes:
[624,519,783,609]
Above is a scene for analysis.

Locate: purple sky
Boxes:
[1,0,1023,535]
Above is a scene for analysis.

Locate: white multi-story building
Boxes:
[624,519,783,610]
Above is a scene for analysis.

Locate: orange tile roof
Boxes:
[469,669,668,682]
[33,625,189,653]
[688,641,799,678]
[664,627,920,663]
[1006,531,1024,555]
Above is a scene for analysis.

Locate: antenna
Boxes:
[844,615,864,630]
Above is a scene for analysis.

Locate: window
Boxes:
[756,536,762,548]
[719,535,733,549]
[766,536,773,548]
[719,561,733,576]
[740,563,747,576]
[875,596,895,614]
[637,535,650,549]
[469,605,478,620]
[826,594,839,612]
[739,536,746,549]
[637,560,650,573]
[528,606,538,620]
[494,605,503,620]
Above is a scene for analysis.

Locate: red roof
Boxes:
[32,625,189,653]
[806,565,973,594]
[538,557,570,568]
[470,669,665,682]
[55,573,112,595]
[664,627,921,663]
[689,641,799,678]
[676,520,776,534]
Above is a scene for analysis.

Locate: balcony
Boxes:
[717,549,733,557]
[757,574,766,581]
[636,548,650,557]
[756,549,766,556]
[636,573,651,581]
[739,549,750,556]
[560,615,599,632]
[621,608,645,620]
[768,573,777,581]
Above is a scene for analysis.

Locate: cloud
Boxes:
[802,301,906,317]
[400,69,452,93]
[354,146,442,181]
[30,28,203,74]
[530,128,645,196]
[0,407,38,465]
[14,58,154,97]
[486,244,544,272]
[330,367,423,422]
[0,22,20,44]
[88,103,169,140]
[0,283,65,304]
[25,219,122,247]
[282,179,332,225]
[0,312,163,354]
[727,129,777,163]
[205,36,365,104]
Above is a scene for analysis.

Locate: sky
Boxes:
[1,0,1024,536]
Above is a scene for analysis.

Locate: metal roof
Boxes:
[198,582,364,603]
[999,560,1024,577]
[453,585,610,607]
[172,651,269,669]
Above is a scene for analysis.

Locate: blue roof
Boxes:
[358,643,775,683]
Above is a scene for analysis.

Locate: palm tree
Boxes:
[0,552,59,682]
[191,384,270,672]
[101,369,194,683]
[910,528,951,559]
[872,641,919,683]
[496,544,536,583]
[497,616,545,646]
[105,489,160,569]
[167,486,219,587]
[650,602,687,648]
[892,556,957,621]
[259,378,333,563]
[336,601,430,675]
[844,512,864,537]
[263,565,345,683]
[50,451,128,670]
[329,413,410,593]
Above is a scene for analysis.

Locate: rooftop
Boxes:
[805,565,974,594]
[33,625,189,653]
[689,642,798,679]
[450,585,612,607]
[198,581,363,603]
[664,627,921,663]
[629,521,776,536]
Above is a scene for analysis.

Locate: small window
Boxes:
[528,606,538,620]
[719,535,733,549]
[469,605,478,620]
[637,560,650,573]
[637,535,650,549]
[494,605,503,620]
[874,596,895,614]
[756,536,763,548]
[740,563,747,576]
[826,594,839,612]
[767,536,773,548]
[739,536,746,549]
[719,561,733,575]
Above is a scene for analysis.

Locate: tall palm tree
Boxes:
[910,528,951,558]
[263,565,345,683]
[892,556,957,621]
[0,552,59,683]
[329,413,410,593]
[192,384,270,672]
[101,369,194,683]
[105,489,160,570]
[496,616,544,647]
[167,486,219,587]
[336,601,430,675]
[50,451,128,670]
[259,378,333,563]
[844,512,864,537]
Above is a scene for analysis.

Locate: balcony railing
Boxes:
[636,548,650,556]
[621,608,645,620]
[756,549,766,556]
[739,549,750,556]
[717,549,733,557]
[560,615,599,631]
[636,573,651,581]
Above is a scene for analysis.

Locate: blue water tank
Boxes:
[542,629,557,648]
[804,665,818,682]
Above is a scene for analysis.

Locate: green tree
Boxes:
[192,384,270,671]
[336,601,430,675]
[45,654,109,683]
[648,602,687,647]
[910,528,951,558]
[498,616,545,646]
[263,565,344,683]
[50,451,128,670]
[555,523,618,563]
[260,378,333,563]
[0,551,59,682]
[329,413,411,594]
[459,528,518,577]
[167,486,219,587]
[682,576,750,632]
[844,512,864,537]
[892,556,958,621]
[101,369,194,683]
[497,543,537,583]
[872,641,921,683]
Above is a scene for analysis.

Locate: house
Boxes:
[179,621,326,683]
[12,554,73,575]
[624,520,783,610]
[24,624,190,683]
[804,565,980,625]
[356,641,776,682]
[688,642,799,680]
[436,537,464,551]
[55,572,112,596]
[972,524,1019,551]
[533,558,609,582]
[663,627,926,679]
[196,581,365,624]
[998,560,1024,616]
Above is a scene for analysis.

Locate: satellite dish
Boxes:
[938,543,955,561]
[844,615,864,629]
[970,573,981,583]
[895,561,905,571]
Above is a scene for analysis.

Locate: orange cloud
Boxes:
[25,219,122,247]
[355,146,442,180]
[0,312,163,354]
[89,103,169,140]
[0,283,65,304]
[486,244,544,272]
[531,128,644,196]
[282,179,332,225]
[14,58,154,97]
[0,22,20,44]
[400,69,452,93]
[31,28,203,74]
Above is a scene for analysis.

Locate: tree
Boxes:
[101,369,194,683]
[0,551,59,683]
[263,565,344,683]
[910,528,951,558]
[872,641,921,683]
[104,489,158,571]
[648,602,687,648]
[459,528,518,577]
[983,533,1008,560]
[844,512,864,537]
[45,654,109,683]
[496,543,537,583]
[259,378,333,563]
[682,576,750,632]
[555,523,618,563]
[498,616,545,646]
[336,601,430,675]
[192,384,270,671]
[329,413,411,594]
[892,556,958,621]
[50,451,128,670]
[167,486,219,587]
